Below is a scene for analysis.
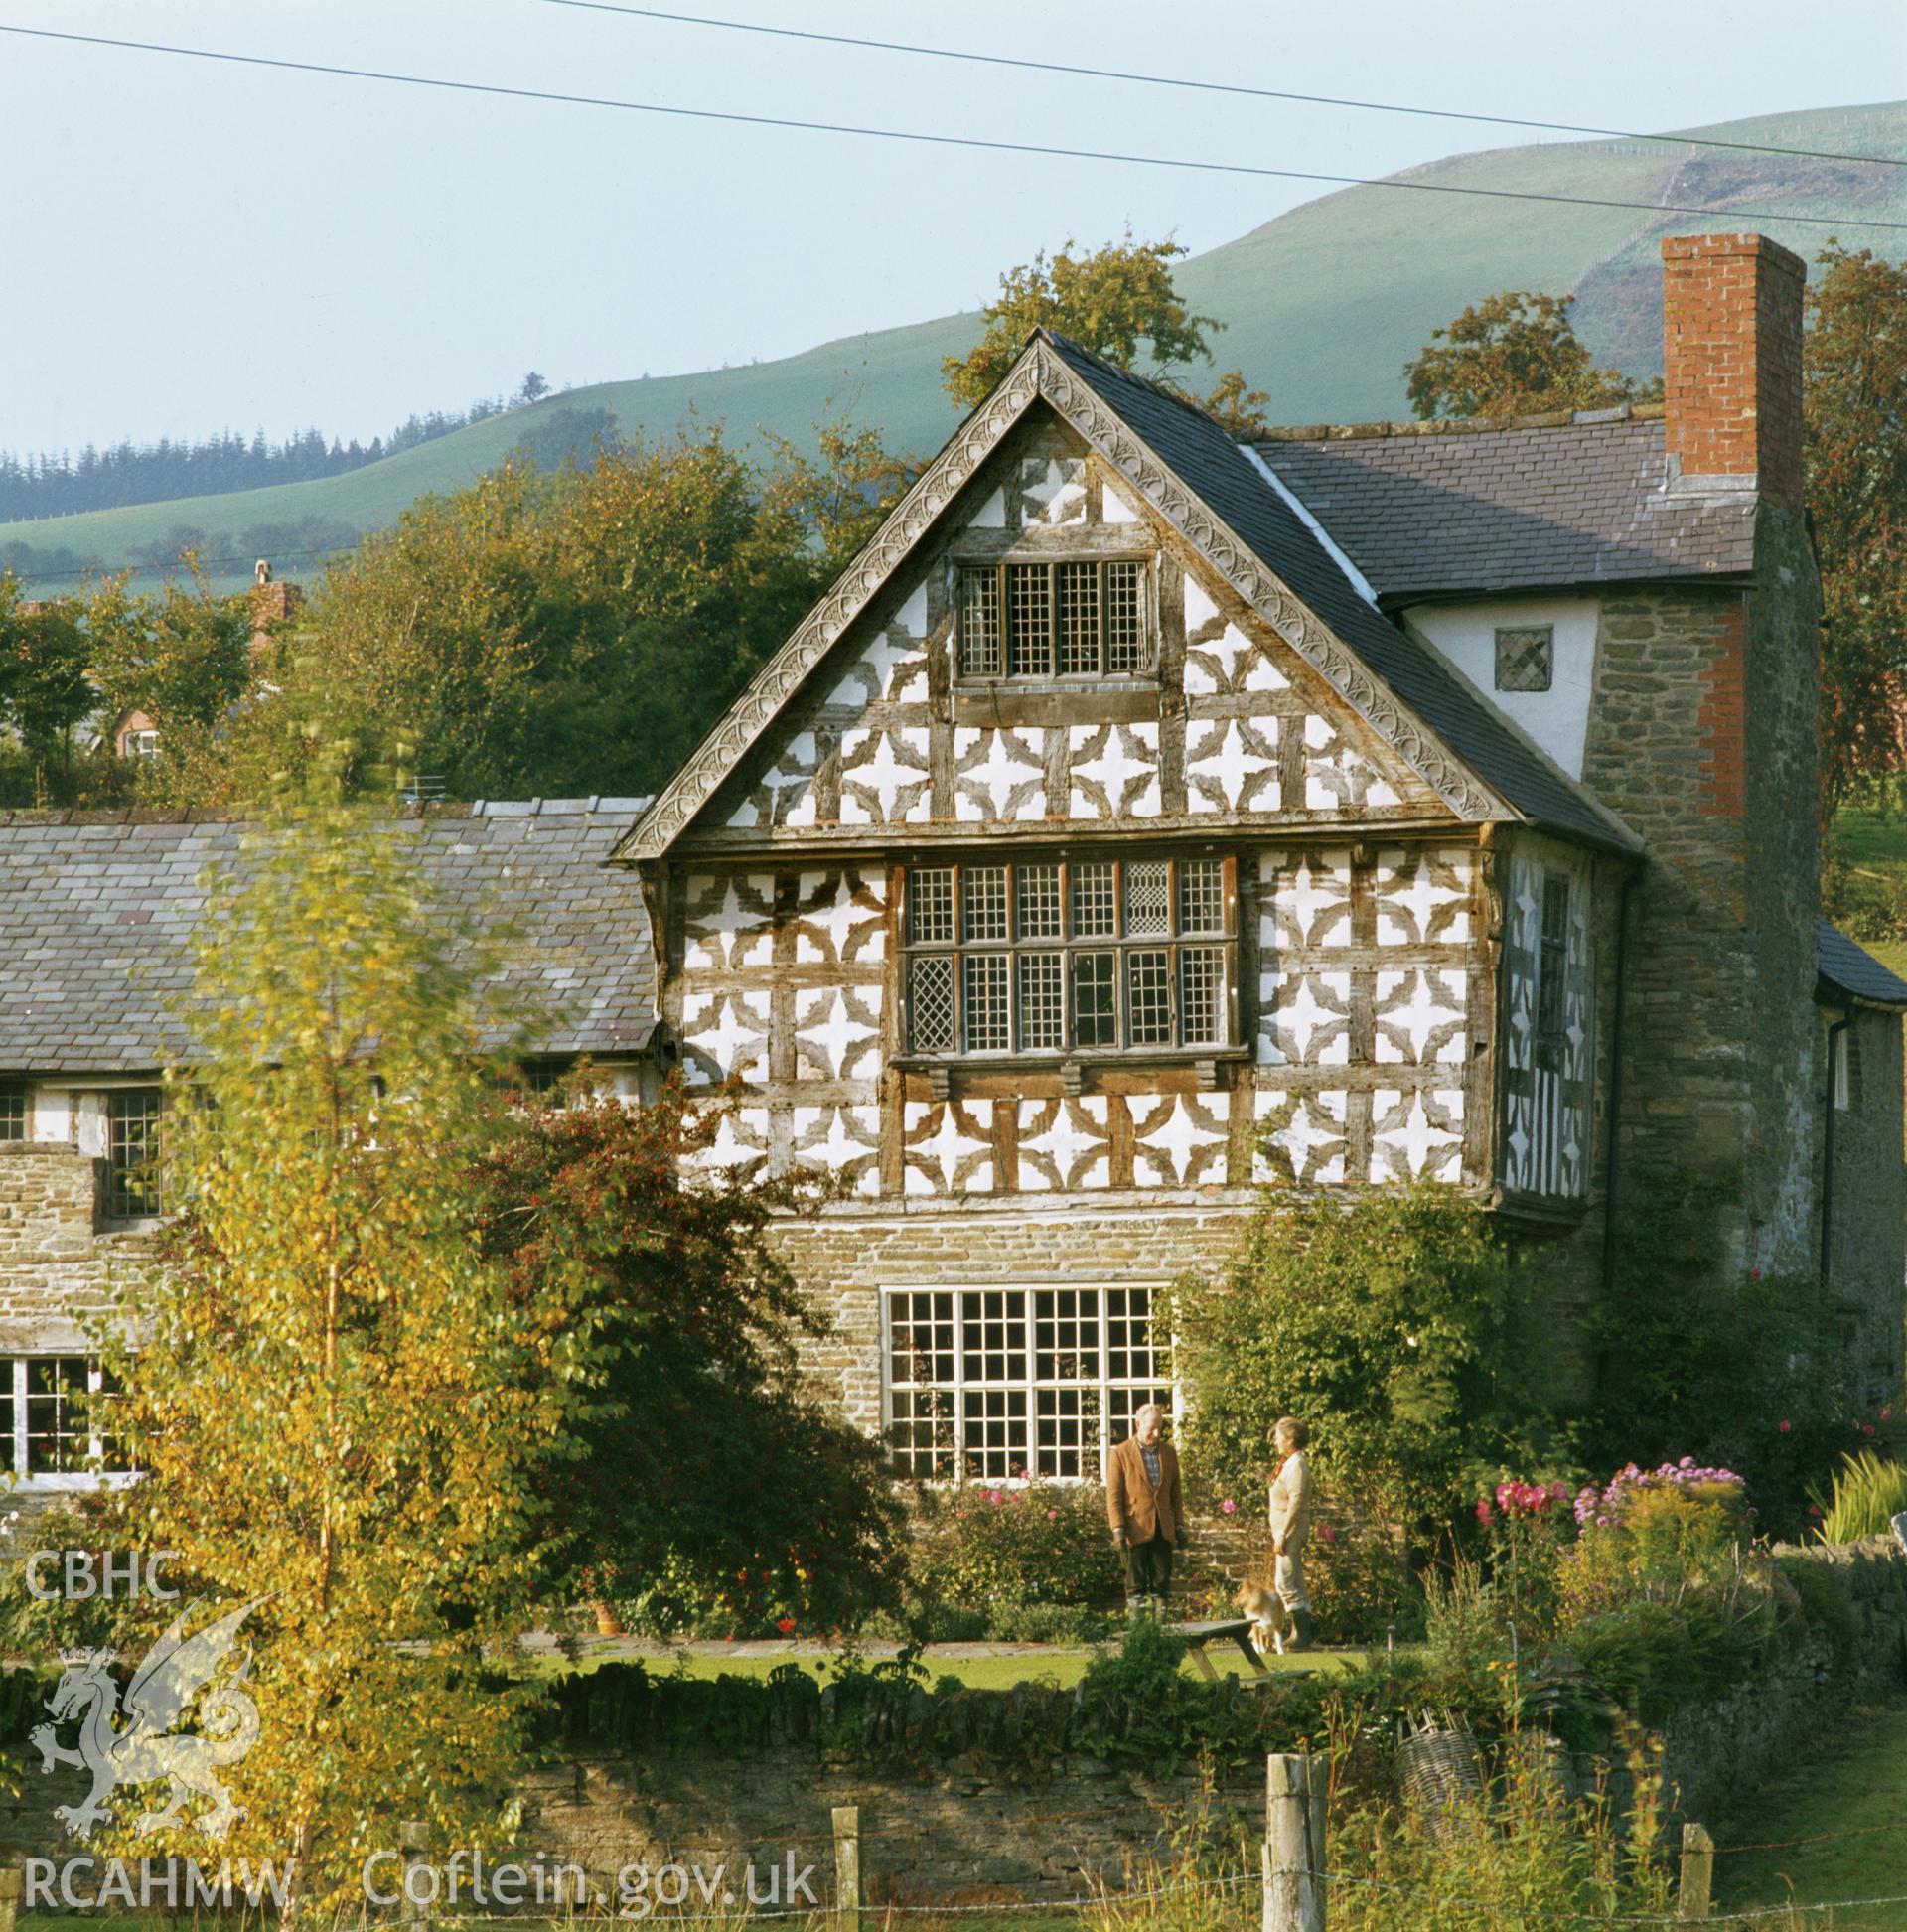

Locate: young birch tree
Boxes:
[95,794,598,1913]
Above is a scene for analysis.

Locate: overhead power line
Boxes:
[536,0,1907,172]
[5,23,1907,234]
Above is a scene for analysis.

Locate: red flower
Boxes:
[1475,1498,1496,1528]
[1863,1424,1876,1437]
[1779,1419,1793,1433]
[776,1616,796,1635]
[1317,1522,1337,1545]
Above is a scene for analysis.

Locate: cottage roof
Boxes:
[1248,412,1758,605]
[0,799,655,1077]
[1818,921,1907,1010]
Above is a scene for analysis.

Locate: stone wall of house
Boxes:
[1582,559,1821,1282]
[0,1141,151,1353]
[1825,1005,1907,1406]
[771,1197,1254,1440]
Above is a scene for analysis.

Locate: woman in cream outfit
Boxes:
[1266,1416,1314,1652]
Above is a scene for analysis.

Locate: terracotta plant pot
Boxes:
[592,1600,626,1636]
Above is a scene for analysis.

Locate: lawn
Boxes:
[533,1639,1364,1691]
[1712,1696,1907,1927]
[1831,798,1907,980]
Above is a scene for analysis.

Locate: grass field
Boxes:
[7,100,1902,593]
[1712,1697,1907,1927]
[1831,798,1907,981]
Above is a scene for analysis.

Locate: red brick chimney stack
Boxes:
[1660,232,1807,514]
[248,559,305,661]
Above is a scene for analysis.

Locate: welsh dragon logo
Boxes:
[29,1597,267,1842]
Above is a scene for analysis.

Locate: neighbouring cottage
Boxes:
[0,231,1901,1503]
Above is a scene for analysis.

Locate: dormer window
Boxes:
[958,560,1151,680]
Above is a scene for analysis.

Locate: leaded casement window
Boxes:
[105,1089,164,1219]
[0,1082,25,1142]
[1495,625,1554,693]
[883,1285,1171,1482]
[957,559,1152,679]
[1534,874,1570,1070]
[904,856,1236,1057]
[0,1357,130,1479]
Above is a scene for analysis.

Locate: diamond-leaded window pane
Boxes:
[911,867,954,945]
[1127,949,1172,1045]
[1073,952,1117,1047]
[1104,560,1147,671]
[1007,563,1051,676]
[1125,858,1170,936]
[1072,861,1116,938]
[963,954,1010,1052]
[960,567,1001,677]
[1180,947,1228,1046]
[911,955,954,1051]
[1495,625,1554,693]
[1056,561,1100,674]
[1017,863,1063,940]
[963,864,1009,942]
[1180,858,1226,934]
[1018,953,1065,1050]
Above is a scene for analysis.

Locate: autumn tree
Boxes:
[1404,289,1662,421]
[1805,243,1907,805]
[0,577,94,804]
[476,1085,904,1633]
[199,427,831,806]
[943,232,1268,430]
[96,793,596,1910]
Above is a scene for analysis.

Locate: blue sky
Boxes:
[2,0,1902,454]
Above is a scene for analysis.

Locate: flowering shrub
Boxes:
[1474,1477,1573,1639]
[907,1477,1120,1617]
[1560,1458,1751,1630]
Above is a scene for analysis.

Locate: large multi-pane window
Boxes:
[106,1089,164,1219]
[884,1285,1171,1481]
[906,857,1234,1055]
[0,1357,129,1480]
[958,559,1151,679]
[0,1082,25,1142]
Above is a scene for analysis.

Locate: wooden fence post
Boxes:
[0,1864,22,1932]
[1262,1752,1327,1932]
[1678,1823,1714,1920]
[399,1820,430,1927]
[833,1804,861,1932]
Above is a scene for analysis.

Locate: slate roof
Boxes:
[0,800,656,1076]
[1818,921,1907,1008]
[1039,333,1638,855]
[1249,413,1758,604]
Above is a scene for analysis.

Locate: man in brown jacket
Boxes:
[1105,1403,1186,1618]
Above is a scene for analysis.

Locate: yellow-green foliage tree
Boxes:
[1404,289,1662,422]
[96,791,597,1910]
[1805,243,1907,805]
[942,232,1267,431]
[203,426,832,808]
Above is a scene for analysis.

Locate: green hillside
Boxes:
[7,99,1902,594]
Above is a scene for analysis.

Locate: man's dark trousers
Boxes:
[1122,1534,1173,1599]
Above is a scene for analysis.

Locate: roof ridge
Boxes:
[1035,329,1231,433]
[1254,401,1666,443]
